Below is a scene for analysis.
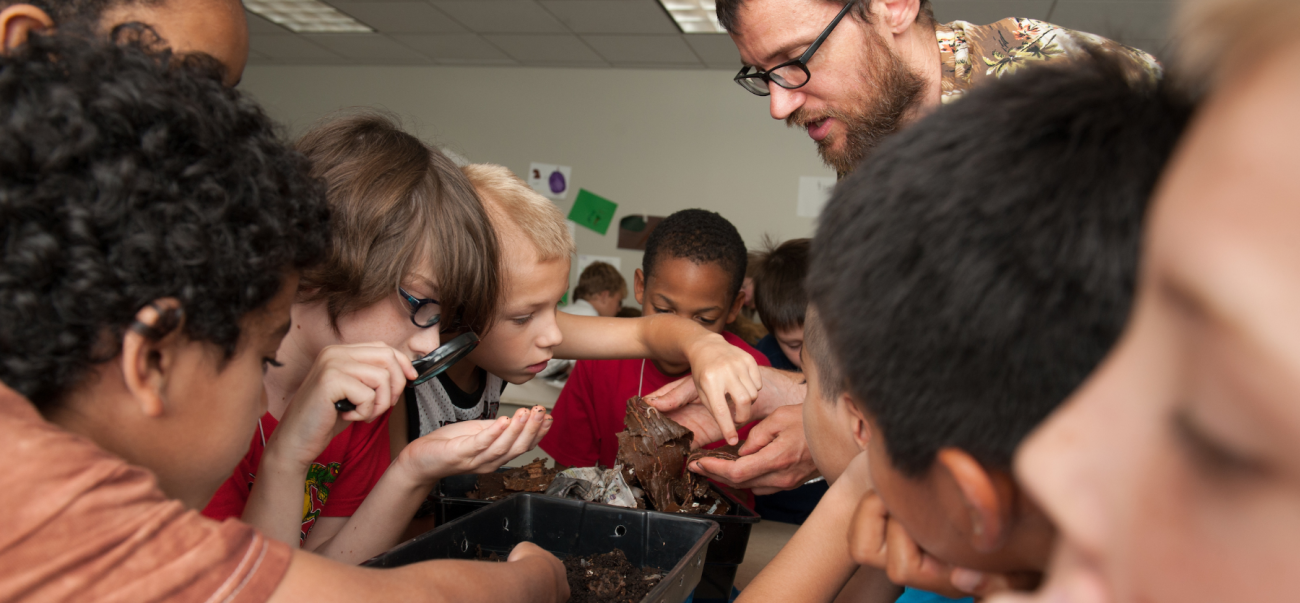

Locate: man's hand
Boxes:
[271,343,416,468]
[398,407,552,482]
[688,405,818,495]
[681,333,764,445]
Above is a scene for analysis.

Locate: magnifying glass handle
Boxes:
[334,400,356,413]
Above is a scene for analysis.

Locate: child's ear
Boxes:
[842,393,873,450]
[120,298,187,419]
[633,268,646,306]
[935,448,1015,554]
[725,288,745,324]
[0,4,54,52]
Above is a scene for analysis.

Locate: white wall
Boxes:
[239,65,835,302]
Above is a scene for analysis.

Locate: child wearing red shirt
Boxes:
[542,209,767,501]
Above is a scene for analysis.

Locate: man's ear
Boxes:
[842,393,873,450]
[869,0,921,35]
[633,268,646,306]
[120,298,186,418]
[0,4,54,52]
[935,447,1014,553]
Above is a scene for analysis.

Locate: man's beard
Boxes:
[788,28,926,175]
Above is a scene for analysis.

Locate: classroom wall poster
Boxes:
[528,163,572,201]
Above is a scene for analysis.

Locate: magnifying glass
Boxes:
[334,331,480,413]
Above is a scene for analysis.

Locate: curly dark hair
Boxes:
[0,31,329,409]
[1,0,162,25]
[642,209,747,304]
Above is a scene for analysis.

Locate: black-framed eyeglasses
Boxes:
[733,1,854,96]
[398,287,441,328]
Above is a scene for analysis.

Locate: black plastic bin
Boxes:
[368,493,719,603]
[433,473,761,600]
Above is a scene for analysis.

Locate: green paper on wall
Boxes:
[568,189,618,235]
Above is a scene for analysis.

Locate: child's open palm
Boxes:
[398,407,552,482]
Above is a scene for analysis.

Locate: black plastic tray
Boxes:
[367,493,719,603]
[434,472,761,600]
[436,473,760,564]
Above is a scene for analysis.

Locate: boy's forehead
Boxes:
[646,256,737,305]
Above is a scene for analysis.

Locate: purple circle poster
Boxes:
[549,170,567,195]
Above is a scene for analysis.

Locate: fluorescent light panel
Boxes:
[658,0,725,33]
[245,0,373,33]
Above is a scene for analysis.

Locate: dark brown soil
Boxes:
[564,549,664,603]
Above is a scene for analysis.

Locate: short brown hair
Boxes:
[716,0,934,34]
[803,306,843,399]
[574,261,626,300]
[461,163,575,262]
[295,112,501,335]
[753,237,810,332]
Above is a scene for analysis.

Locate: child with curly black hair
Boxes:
[0,32,568,603]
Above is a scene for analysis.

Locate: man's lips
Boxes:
[807,117,833,142]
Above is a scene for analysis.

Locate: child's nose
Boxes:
[408,325,441,358]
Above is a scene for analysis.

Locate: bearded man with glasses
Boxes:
[721,0,1161,176]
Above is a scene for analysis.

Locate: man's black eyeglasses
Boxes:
[733,1,854,96]
[399,287,441,328]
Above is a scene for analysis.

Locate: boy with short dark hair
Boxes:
[803,56,1192,598]
[752,238,811,371]
[541,209,770,477]
[567,261,627,317]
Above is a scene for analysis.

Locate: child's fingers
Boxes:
[483,408,529,459]
[505,408,546,458]
[531,415,553,448]
[333,376,380,422]
[884,520,967,598]
[847,492,890,567]
[698,393,740,446]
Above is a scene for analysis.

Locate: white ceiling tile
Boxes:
[327,2,466,33]
[432,1,568,33]
[583,34,700,63]
[1047,1,1173,46]
[484,34,606,63]
[930,1,1056,25]
[249,34,342,60]
[540,1,678,34]
[392,33,515,62]
[300,33,434,61]
[246,11,290,34]
[684,34,741,68]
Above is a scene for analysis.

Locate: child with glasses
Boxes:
[202,112,549,563]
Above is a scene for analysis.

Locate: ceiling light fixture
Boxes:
[245,0,373,33]
[658,0,726,33]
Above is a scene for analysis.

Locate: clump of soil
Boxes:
[617,397,732,515]
[564,549,664,603]
[467,458,558,500]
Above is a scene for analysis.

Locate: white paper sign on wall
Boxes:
[576,254,621,274]
[528,163,573,201]
[797,176,837,218]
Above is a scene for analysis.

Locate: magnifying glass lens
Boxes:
[334,331,479,413]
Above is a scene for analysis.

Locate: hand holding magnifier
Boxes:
[333,332,479,413]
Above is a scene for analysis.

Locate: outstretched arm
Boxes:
[268,541,569,603]
[552,312,763,445]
